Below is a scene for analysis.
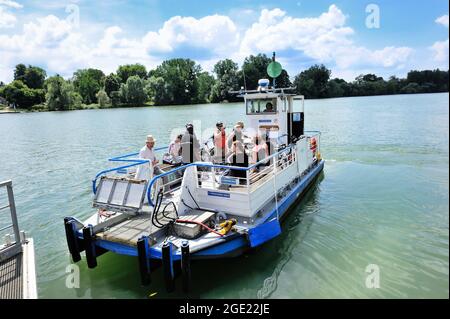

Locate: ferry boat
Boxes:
[63,66,324,292]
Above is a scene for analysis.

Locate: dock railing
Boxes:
[0,180,23,262]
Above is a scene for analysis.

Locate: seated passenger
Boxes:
[226,121,245,151]
[227,141,249,184]
[138,135,163,174]
[263,102,274,112]
[252,134,269,170]
[136,135,168,193]
[168,134,182,157]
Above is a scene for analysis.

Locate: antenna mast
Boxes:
[272,52,276,88]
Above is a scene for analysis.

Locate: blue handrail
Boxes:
[92,146,168,194]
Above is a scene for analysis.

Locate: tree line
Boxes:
[0,54,448,111]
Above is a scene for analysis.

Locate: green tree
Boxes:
[196,72,215,103]
[327,79,344,97]
[73,68,105,104]
[120,75,147,106]
[293,64,331,98]
[275,69,292,88]
[150,58,201,105]
[14,64,27,82]
[2,80,44,109]
[13,64,46,89]
[117,64,147,83]
[210,59,239,102]
[46,76,82,111]
[145,76,169,105]
[104,74,121,97]
[240,54,273,90]
[24,66,47,89]
[110,91,121,107]
[400,82,420,94]
[96,89,111,108]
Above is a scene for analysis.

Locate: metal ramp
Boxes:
[93,176,148,215]
[0,180,37,299]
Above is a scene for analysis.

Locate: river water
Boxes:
[0,93,448,298]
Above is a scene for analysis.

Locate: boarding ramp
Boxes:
[93,176,148,215]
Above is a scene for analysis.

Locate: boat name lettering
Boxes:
[207,191,231,198]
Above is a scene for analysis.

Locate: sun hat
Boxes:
[146,135,156,143]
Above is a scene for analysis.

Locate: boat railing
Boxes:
[145,132,321,206]
[0,180,23,262]
[92,146,167,193]
[92,131,321,207]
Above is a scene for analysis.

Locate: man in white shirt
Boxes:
[137,135,165,180]
[139,135,158,165]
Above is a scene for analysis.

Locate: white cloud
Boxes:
[435,14,449,28]
[0,5,424,82]
[429,14,449,68]
[240,5,412,72]
[0,6,16,28]
[0,0,23,9]
[142,14,240,57]
[0,15,90,79]
[430,39,449,64]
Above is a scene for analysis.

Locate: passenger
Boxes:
[227,121,245,150]
[252,134,269,170]
[136,135,168,193]
[213,122,227,163]
[138,135,164,175]
[180,123,201,164]
[168,134,183,158]
[263,102,274,112]
[227,141,249,184]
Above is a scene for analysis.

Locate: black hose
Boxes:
[151,188,179,229]
[187,187,200,209]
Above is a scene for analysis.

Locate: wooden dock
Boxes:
[0,239,36,299]
[0,180,37,299]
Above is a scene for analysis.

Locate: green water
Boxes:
[0,93,448,299]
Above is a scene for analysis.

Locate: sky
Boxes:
[0,0,448,83]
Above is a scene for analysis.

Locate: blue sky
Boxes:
[0,0,448,82]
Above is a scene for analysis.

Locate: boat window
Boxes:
[246,99,277,115]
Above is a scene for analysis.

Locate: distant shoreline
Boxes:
[1,91,448,114]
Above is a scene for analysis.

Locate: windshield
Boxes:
[246,98,277,115]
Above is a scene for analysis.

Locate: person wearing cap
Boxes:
[213,122,227,163]
[180,123,201,164]
[227,121,245,151]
